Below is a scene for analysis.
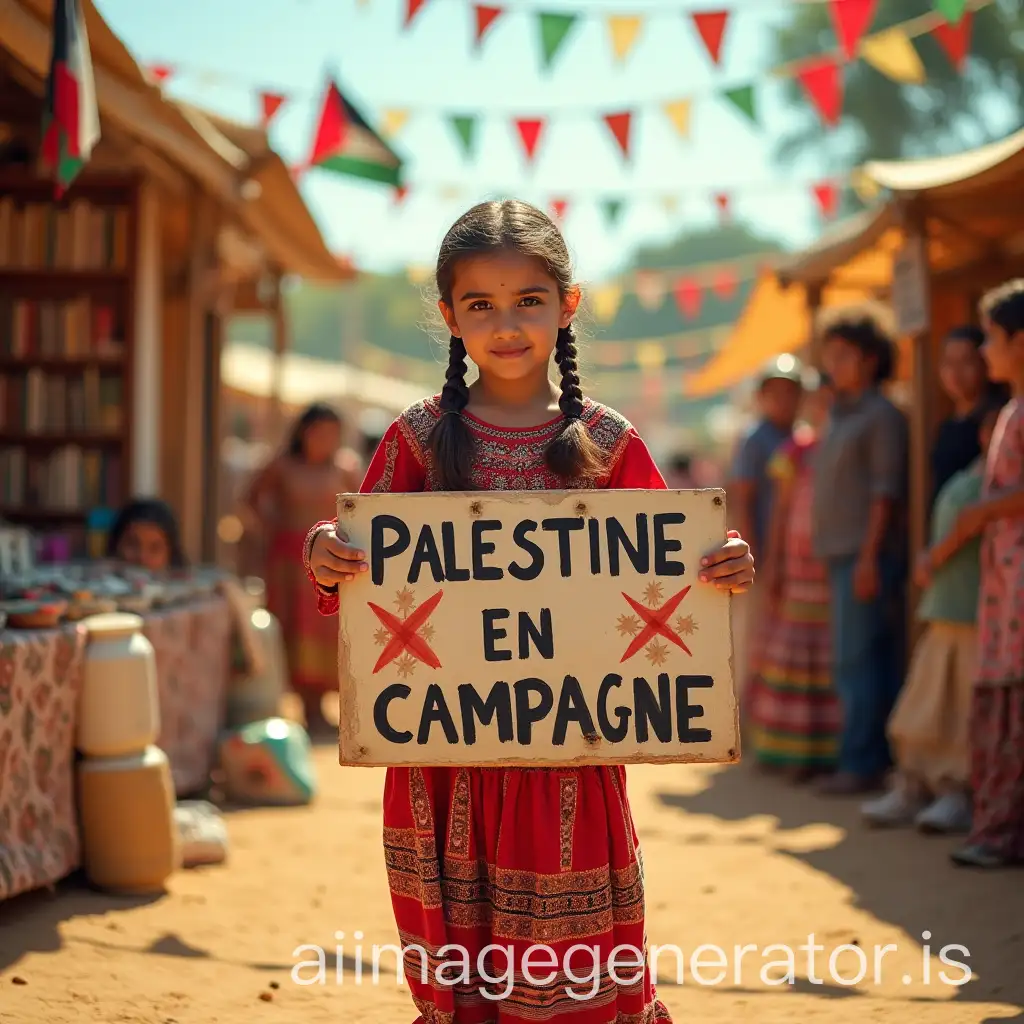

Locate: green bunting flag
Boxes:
[933,0,968,23]
[538,12,579,70]
[602,198,624,226]
[723,84,757,125]
[449,115,477,157]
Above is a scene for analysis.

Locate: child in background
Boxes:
[304,200,755,1023]
[950,280,1024,869]
[106,498,186,572]
[863,402,1004,834]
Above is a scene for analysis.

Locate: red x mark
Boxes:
[619,586,692,662]
[368,590,444,674]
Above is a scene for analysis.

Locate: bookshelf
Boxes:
[0,171,137,554]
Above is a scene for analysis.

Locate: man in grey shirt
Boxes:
[812,310,909,796]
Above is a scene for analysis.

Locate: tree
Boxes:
[772,0,1024,172]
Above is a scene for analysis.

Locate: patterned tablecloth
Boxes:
[0,594,232,902]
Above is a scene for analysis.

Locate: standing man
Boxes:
[728,355,804,703]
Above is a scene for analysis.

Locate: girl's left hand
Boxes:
[700,530,754,594]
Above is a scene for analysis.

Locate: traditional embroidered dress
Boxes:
[969,398,1024,860]
[305,396,673,1024]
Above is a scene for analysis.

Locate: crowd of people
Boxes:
[735,280,1024,871]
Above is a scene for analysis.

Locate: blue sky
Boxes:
[93,0,828,282]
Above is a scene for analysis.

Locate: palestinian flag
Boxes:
[307,78,402,187]
[40,0,100,196]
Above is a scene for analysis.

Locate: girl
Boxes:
[751,372,839,781]
[107,498,186,572]
[303,200,755,1023]
[950,280,1024,869]
[245,402,362,738]
[863,401,1003,834]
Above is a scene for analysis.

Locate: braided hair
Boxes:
[430,200,605,490]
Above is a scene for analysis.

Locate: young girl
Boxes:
[751,373,839,781]
[303,200,755,1022]
[245,403,362,738]
[950,280,1024,869]
[863,402,1003,834]
[107,498,186,572]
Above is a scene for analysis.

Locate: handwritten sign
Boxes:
[335,490,739,768]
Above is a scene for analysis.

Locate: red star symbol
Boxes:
[367,590,444,674]
[618,585,692,662]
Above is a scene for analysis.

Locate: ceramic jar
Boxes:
[77,612,160,758]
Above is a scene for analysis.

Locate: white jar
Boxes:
[76,612,160,758]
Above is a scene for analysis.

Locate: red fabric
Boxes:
[306,397,673,1022]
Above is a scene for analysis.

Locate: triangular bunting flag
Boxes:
[591,284,623,324]
[723,84,757,125]
[393,185,410,205]
[147,63,174,84]
[933,12,973,70]
[933,0,967,24]
[607,14,643,63]
[691,11,730,66]
[713,268,739,301]
[260,92,287,128]
[860,28,926,84]
[515,118,545,163]
[550,198,569,221]
[537,12,579,70]
[602,197,624,226]
[715,193,731,221]
[850,167,881,203]
[663,99,692,139]
[633,270,666,311]
[661,196,679,215]
[796,58,843,126]
[812,181,840,218]
[449,114,478,157]
[603,111,633,159]
[405,0,429,27]
[41,0,100,197]
[308,78,403,186]
[380,109,411,139]
[830,0,878,61]
[474,5,504,46]
[673,278,703,320]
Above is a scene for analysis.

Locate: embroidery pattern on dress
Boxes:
[559,775,578,871]
[370,436,400,493]
[445,769,472,859]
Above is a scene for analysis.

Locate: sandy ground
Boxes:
[1,749,1023,1024]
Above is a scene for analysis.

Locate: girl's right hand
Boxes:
[309,525,368,587]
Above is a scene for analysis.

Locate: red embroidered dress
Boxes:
[304,396,673,1024]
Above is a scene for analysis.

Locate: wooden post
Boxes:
[269,272,289,447]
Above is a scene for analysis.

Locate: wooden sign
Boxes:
[335,489,739,768]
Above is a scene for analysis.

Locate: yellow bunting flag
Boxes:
[850,167,882,203]
[661,196,679,215]
[859,28,926,84]
[380,109,411,139]
[663,99,692,140]
[606,15,644,63]
[636,342,666,371]
[591,283,624,323]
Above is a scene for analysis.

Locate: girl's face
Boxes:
[981,315,1023,384]
[117,521,171,572]
[821,334,873,393]
[439,250,579,384]
[302,418,341,465]
[939,338,986,404]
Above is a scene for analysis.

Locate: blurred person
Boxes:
[950,280,1024,869]
[864,401,1004,834]
[812,306,909,796]
[728,355,803,704]
[750,372,839,780]
[666,452,697,488]
[107,497,186,572]
[244,402,362,738]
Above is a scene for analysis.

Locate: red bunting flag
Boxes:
[550,198,569,221]
[474,5,504,46]
[260,92,286,128]
[829,0,878,60]
[812,181,840,219]
[691,11,730,66]
[673,278,703,320]
[515,118,545,163]
[147,64,174,84]
[394,184,410,205]
[603,111,632,159]
[405,0,429,27]
[713,268,739,301]
[714,192,731,221]
[933,11,973,69]
[796,58,843,126]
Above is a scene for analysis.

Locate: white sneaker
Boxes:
[915,792,972,835]
[861,787,927,827]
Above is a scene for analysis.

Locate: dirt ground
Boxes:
[1,749,1023,1024]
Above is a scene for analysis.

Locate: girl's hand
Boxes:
[700,530,754,594]
[954,503,988,542]
[309,525,368,588]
